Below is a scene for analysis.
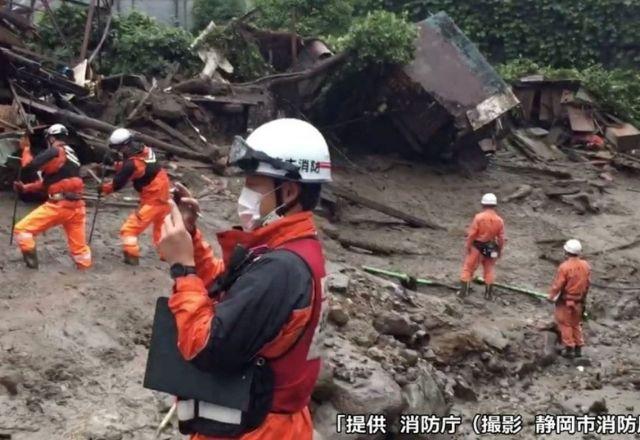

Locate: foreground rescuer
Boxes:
[459,193,506,299]
[548,239,591,359]
[156,118,330,439]
[100,128,170,265]
[13,124,92,269]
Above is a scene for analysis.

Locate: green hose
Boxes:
[362,266,458,290]
[473,276,548,300]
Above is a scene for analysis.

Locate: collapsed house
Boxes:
[326,12,519,168]
[384,13,519,160]
[504,75,640,173]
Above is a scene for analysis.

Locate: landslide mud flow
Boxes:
[1,152,639,440]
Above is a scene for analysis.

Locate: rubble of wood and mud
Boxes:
[1,3,640,440]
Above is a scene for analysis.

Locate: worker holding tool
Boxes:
[459,193,506,300]
[154,118,330,440]
[548,239,591,359]
[13,124,92,269]
[99,128,170,265]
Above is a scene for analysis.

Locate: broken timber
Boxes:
[503,184,533,203]
[591,235,640,256]
[327,184,445,230]
[16,96,211,163]
[148,117,208,154]
[321,226,425,255]
[126,79,157,122]
[496,161,573,179]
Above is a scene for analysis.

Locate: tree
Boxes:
[253,0,355,38]
[337,10,416,68]
[36,6,198,77]
[105,11,199,77]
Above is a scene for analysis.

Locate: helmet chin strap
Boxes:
[248,179,300,230]
[273,179,299,217]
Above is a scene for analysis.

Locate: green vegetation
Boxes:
[103,12,199,77]
[36,7,198,77]
[499,59,640,126]
[334,10,417,68]
[253,0,355,37]
[382,0,640,69]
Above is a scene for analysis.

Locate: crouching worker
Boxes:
[100,128,170,265]
[149,119,331,440]
[13,124,91,269]
[548,239,591,359]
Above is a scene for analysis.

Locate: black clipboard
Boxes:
[143,297,253,411]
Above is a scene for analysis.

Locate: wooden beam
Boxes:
[8,80,32,134]
[17,96,211,162]
[148,117,207,153]
[80,0,97,60]
[126,79,157,122]
[328,184,445,230]
[322,226,426,255]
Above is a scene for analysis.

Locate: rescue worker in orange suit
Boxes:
[548,239,591,359]
[157,118,331,440]
[13,124,92,269]
[99,128,170,265]
[459,193,506,300]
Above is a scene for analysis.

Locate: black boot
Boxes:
[561,347,575,359]
[458,281,471,297]
[574,346,582,358]
[484,284,494,300]
[123,252,139,266]
[22,249,39,269]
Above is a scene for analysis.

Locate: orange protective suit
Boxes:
[15,201,91,268]
[170,212,321,440]
[549,257,591,348]
[101,146,170,257]
[460,208,505,284]
[119,203,170,257]
[14,140,92,269]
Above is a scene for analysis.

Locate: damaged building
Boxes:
[324,12,519,168]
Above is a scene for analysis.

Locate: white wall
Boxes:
[113,0,194,30]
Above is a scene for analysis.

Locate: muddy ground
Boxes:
[1,149,639,439]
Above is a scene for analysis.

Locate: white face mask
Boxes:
[236,185,284,232]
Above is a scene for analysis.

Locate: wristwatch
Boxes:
[170,263,197,279]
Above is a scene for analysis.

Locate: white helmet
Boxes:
[230,118,332,183]
[109,128,133,148]
[481,193,497,206]
[46,123,68,137]
[564,239,582,255]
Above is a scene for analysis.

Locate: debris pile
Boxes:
[507,75,640,174]
[0,6,345,191]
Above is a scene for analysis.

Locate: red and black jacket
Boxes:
[102,146,169,204]
[21,140,84,196]
[169,212,327,438]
